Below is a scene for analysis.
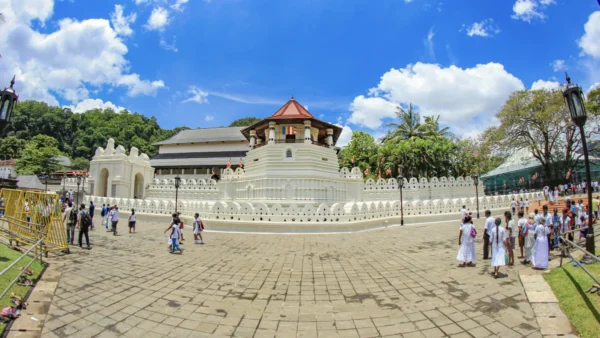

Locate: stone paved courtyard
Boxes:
[40,218,544,338]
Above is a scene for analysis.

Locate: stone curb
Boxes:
[519,261,578,337]
[5,260,64,338]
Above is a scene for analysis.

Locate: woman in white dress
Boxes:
[554,188,560,204]
[490,217,508,279]
[522,213,536,265]
[531,216,550,269]
[457,216,476,267]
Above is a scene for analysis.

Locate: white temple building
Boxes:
[82,97,507,233]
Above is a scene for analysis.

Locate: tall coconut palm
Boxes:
[383,104,425,142]
[422,115,454,139]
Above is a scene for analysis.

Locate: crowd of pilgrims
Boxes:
[456,197,595,278]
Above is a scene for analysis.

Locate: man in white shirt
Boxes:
[111,206,119,236]
[483,210,495,260]
[460,205,467,222]
[517,211,527,259]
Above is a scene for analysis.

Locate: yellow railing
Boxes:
[0,189,69,255]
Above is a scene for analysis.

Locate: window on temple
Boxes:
[286,149,292,158]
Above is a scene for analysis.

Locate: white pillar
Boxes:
[249,130,256,148]
[303,120,312,144]
[268,122,276,144]
[326,128,334,148]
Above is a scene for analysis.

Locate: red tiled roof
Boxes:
[269,97,314,119]
[0,159,16,166]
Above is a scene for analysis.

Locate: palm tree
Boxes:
[422,115,454,139]
[384,104,425,141]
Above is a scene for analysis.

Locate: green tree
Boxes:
[383,104,425,142]
[71,157,90,170]
[338,131,379,177]
[15,135,63,175]
[229,117,261,127]
[485,88,599,184]
[0,136,26,159]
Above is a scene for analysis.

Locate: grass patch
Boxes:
[0,243,45,335]
[544,255,600,338]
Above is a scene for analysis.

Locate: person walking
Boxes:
[62,201,76,245]
[165,217,184,254]
[552,208,561,250]
[517,211,527,259]
[511,199,516,215]
[111,205,119,235]
[88,200,95,230]
[519,198,524,215]
[128,209,136,233]
[505,211,516,266]
[525,198,530,214]
[531,216,549,269]
[460,205,467,222]
[490,217,508,279]
[105,206,112,230]
[193,213,204,244]
[483,210,494,260]
[100,204,107,227]
[541,205,553,255]
[77,203,92,249]
[457,215,476,267]
[522,213,537,264]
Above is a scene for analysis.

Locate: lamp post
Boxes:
[174,175,181,213]
[563,73,595,262]
[76,175,82,207]
[472,174,480,219]
[397,173,404,226]
[0,76,18,130]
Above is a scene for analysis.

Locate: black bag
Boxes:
[70,208,77,225]
[81,211,92,228]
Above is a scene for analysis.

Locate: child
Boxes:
[128,209,136,233]
[165,218,183,254]
[193,213,205,244]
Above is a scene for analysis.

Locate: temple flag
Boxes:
[566,169,571,179]
[239,158,243,167]
[351,156,355,165]
[364,168,369,175]
[385,167,391,177]
[286,126,296,135]
[378,170,381,179]
[227,158,231,169]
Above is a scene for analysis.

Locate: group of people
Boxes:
[61,200,94,249]
[164,212,205,254]
[456,201,595,278]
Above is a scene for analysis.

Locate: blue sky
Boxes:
[2,0,600,145]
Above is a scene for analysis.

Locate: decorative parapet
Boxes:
[92,138,151,165]
[86,191,534,232]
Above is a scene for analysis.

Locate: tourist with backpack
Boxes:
[77,203,92,249]
[62,201,76,245]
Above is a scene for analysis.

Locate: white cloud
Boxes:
[349,62,524,129]
[588,82,600,94]
[0,0,165,106]
[160,36,178,52]
[551,59,566,72]
[424,26,435,59]
[511,0,555,23]
[335,125,353,147]
[531,79,561,91]
[404,0,414,3]
[204,114,214,122]
[171,0,189,11]
[348,96,398,129]
[110,4,136,37]
[578,11,600,59]
[462,19,500,37]
[183,86,209,104]
[145,6,169,31]
[65,98,126,114]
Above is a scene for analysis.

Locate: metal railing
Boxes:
[0,217,45,300]
[558,224,600,289]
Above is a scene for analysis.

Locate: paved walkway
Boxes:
[40,218,544,338]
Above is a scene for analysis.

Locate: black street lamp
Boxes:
[472,174,480,219]
[563,73,595,263]
[174,175,181,213]
[76,175,82,207]
[397,173,404,226]
[0,76,18,130]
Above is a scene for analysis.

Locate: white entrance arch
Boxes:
[98,168,109,197]
[134,173,144,199]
